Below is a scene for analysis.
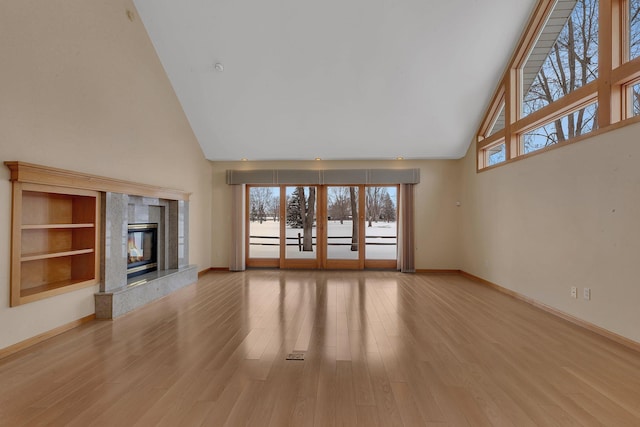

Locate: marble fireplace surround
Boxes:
[95,193,197,319]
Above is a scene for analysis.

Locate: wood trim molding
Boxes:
[611,56,640,85]
[4,161,190,201]
[198,267,230,277]
[478,87,505,138]
[477,131,506,150]
[478,113,640,173]
[0,314,95,360]
[416,269,461,274]
[459,271,640,354]
[511,81,598,134]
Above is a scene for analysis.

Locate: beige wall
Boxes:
[460,122,640,343]
[210,159,461,270]
[0,0,212,350]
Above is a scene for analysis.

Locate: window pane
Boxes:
[489,104,505,136]
[285,186,317,259]
[523,103,598,154]
[487,143,506,166]
[248,187,280,258]
[633,82,640,116]
[522,0,599,117]
[631,0,640,60]
[365,187,397,260]
[327,187,359,260]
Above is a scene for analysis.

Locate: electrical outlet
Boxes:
[583,288,591,300]
[571,286,577,298]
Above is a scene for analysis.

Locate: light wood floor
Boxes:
[2,271,640,426]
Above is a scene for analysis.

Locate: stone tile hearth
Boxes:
[94,193,196,319]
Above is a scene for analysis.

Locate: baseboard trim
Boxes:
[0,314,96,360]
[459,271,640,354]
[416,269,461,274]
[198,267,230,278]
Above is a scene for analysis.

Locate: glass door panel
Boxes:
[284,186,318,264]
[365,186,398,265]
[247,186,280,266]
[326,186,362,268]
[247,184,401,270]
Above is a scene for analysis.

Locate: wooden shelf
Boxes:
[21,249,95,262]
[19,278,97,300]
[22,223,95,230]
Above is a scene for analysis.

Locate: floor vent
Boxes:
[286,352,305,361]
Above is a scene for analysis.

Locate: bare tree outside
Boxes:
[631,0,640,59]
[631,1,640,116]
[327,187,351,224]
[365,186,397,260]
[286,186,316,252]
[249,187,278,223]
[349,187,358,251]
[365,187,381,227]
[522,0,599,152]
[327,187,359,252]
[248,187,280,259]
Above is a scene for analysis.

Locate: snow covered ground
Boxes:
[248,220,397,260]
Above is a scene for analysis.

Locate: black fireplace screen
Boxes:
[127,223,158,278]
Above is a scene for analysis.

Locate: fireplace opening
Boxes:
[127,223,158,279]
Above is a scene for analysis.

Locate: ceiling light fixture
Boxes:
[396,156,404,160]
[241,158,248,161]
[214,63,224,72]
[314,157,321,161]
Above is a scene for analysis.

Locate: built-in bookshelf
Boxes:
[5,161,192,309]
[8,182,100,306]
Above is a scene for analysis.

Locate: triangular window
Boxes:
[522,0,599,117]
[488,104,505,136]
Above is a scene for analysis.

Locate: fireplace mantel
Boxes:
[5,161,191,201]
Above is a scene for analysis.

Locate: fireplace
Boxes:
[127,223,158,278]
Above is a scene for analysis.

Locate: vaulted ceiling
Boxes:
[133,0,538,161]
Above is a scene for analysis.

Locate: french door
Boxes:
[246,185,398,269]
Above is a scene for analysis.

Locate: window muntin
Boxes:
[522,0,599,118]
[522,102,598,154]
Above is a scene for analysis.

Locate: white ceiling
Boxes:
[133,0,537,161]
